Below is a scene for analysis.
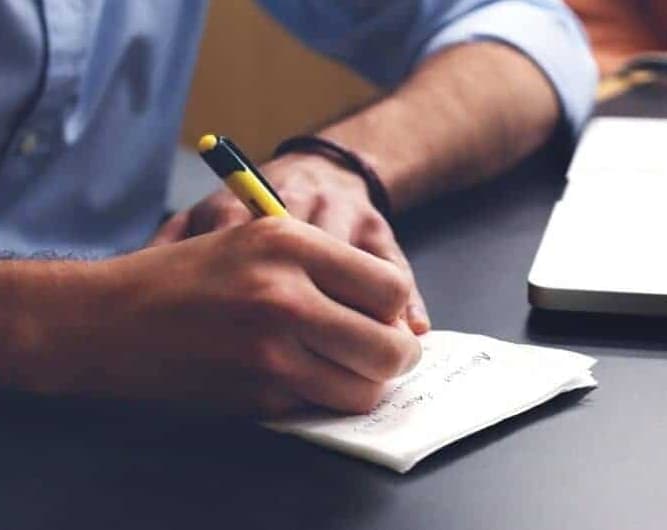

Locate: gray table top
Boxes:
[1,86,666,530]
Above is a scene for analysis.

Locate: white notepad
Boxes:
[266,331,597,473]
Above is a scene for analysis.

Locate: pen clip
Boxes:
[220,137,287,209]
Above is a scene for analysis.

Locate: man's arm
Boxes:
[1,220,420,415]
[317,41,560,211]
[258,0,597,196]
[152,0,597,333]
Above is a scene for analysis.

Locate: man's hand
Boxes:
[151,153,430,334]
[6,218,421,417]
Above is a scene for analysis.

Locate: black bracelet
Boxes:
[274,135,392,221]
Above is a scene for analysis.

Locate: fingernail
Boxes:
[407,304,430,335]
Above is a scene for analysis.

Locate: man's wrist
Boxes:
[274,136,392,220]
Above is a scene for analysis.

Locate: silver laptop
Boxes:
[528,117,667,316]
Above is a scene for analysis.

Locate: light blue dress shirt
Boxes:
[0,0,596,257]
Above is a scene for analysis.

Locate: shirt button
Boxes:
[19,132,39,156]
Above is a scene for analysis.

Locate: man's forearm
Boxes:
[320,42,560,211]
[0,260,103,392]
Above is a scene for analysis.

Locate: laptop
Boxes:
[528,117,667,316]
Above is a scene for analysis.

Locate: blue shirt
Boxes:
[0,0,596,256]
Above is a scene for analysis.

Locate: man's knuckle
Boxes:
[238,217,290,255]
[256,343,292,380]
[315,192,332,211]
[280,189,309,207]
[255,280,308,323]
[382,270,411,313]
[220,203,248,224]
[253,217,303,253]
[363,211,388,234]
[375,344,407,380]
[250,215,283,232]
[275,287,307,322]
[242,279,275,314]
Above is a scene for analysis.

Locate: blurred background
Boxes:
[181,1,378,163]
[567,0,667,75]
[182,1,667,161]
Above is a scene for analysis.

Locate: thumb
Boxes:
[148,211,191,247]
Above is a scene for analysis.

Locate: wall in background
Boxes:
[181,1,378,162]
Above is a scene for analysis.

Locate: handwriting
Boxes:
[355,350,492,432]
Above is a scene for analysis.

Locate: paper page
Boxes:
[266,331,597,473]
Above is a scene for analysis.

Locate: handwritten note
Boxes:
[265,331,597,473]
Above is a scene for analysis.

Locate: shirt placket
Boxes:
[4,0,88,180]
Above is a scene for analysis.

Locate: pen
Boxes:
[198,134,289,218]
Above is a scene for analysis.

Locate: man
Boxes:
[0,1,596,416]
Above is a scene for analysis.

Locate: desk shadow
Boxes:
[405,387,594,478]
[0,388,596,528]
[0,393,396,530]
[526,309,667,358]
[394,147,567,254]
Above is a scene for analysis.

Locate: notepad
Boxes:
[265,331,597,473]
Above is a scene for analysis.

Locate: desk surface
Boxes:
[2,87,667,530]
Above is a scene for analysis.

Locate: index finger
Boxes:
[360,228,431,335]
[288,222,412,324]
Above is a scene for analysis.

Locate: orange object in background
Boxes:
[567,0,667,75]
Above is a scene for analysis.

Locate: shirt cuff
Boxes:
[418,1,598,137]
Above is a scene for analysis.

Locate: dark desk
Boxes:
[2,88,667,530]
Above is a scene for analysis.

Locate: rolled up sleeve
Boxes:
[420,1,598,135]
[257,0,598,135]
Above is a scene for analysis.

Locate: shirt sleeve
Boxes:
[256,0,598,135]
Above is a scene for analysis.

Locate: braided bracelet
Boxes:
[274,135,392,221]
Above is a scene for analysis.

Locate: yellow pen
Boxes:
[198,134,289,218]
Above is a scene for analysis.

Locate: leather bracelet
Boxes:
[273,135,392,221]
